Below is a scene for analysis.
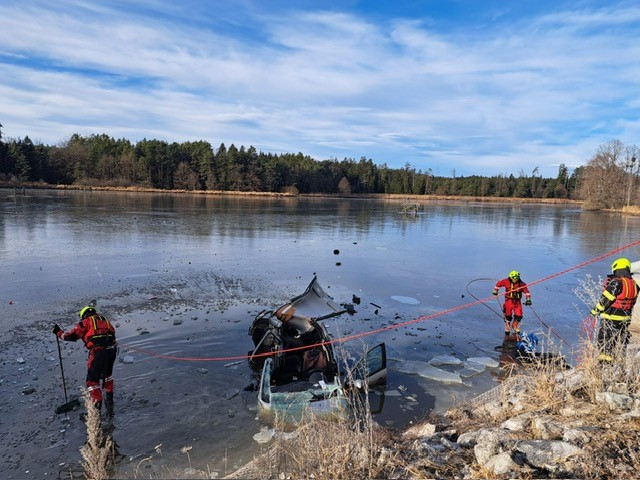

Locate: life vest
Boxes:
[505,280,526,300]
[611,277,638,312]
[83,314,116,349]
[600,276,639,321]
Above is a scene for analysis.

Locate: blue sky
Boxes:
[1,0,638,177]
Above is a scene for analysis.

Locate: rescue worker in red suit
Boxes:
[590,258,638,363]
[52,306,117,413]
[493,270,531,336]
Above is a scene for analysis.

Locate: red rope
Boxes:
[121,239,640,362]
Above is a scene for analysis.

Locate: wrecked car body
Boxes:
[248,276,386,422]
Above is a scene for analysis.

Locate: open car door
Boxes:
[353,343,387,386]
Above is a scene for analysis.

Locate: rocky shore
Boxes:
[226,342,640,480]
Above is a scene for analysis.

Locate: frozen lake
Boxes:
[1,188,639,478]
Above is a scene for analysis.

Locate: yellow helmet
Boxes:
[509,270,520,281]
[79,306,96,318]
[611,258,631,272]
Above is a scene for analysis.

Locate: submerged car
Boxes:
[248,276,387,422]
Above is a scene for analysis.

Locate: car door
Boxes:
[353,343,387,386]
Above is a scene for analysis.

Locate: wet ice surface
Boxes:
[2,189,640,478]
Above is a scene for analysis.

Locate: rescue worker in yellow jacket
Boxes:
[590,258,638,362]
[53,306,117,412]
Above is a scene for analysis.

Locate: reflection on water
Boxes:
[2,188,640,477]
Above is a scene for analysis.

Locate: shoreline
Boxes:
[1,180,583,204]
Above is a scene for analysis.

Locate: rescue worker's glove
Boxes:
[590,308,598,316]
[492,289,498,296]
[52,324,62,335]
[524,299,532,306]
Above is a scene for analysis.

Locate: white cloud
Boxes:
[0,0,638,177]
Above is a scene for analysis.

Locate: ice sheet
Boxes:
[466,356,500,368]
[429,355,463,366]
[396,360,464,384]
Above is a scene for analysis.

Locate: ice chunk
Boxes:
[384,390,403,397]
[396,360,464,384]
[121,355,134,364]
[253,427,275,444]
[462,360,486,373]
[391,296,420,305]
[458,367,483,378]
[429,355,463,366]
[467,356,499,368]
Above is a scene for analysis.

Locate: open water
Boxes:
[1,188,639,478]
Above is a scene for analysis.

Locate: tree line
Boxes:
[0,128,637,207]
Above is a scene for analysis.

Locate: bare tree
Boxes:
[624,144,639,207]
[338,176,351,195]
[578,140,627,210]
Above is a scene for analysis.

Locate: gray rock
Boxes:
[501,413,531,431]
[610,382,629,395]
[562,428,590,445]
[403,422,436,439]
[531,416,566,440]
[457,430,480,447]
[484,451,517,476]
[516,440,582,470]
[560,400,596,417]
[440,436,460,450]
[596,391,634,410]
[473,428,513,466]
[560,370,587,393]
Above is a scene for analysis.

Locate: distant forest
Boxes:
[0,129,586,200]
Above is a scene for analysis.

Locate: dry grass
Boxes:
[622,205,640,215]
[255,412,392,480]
[244,347,393,480]
[80,391,116,479]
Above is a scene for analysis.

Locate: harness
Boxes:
[84,314,116,349]
[505,281,525,300]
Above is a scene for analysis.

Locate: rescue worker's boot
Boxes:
[511,320,520,334]
[105,392,114,419]
[504,318,512,335]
